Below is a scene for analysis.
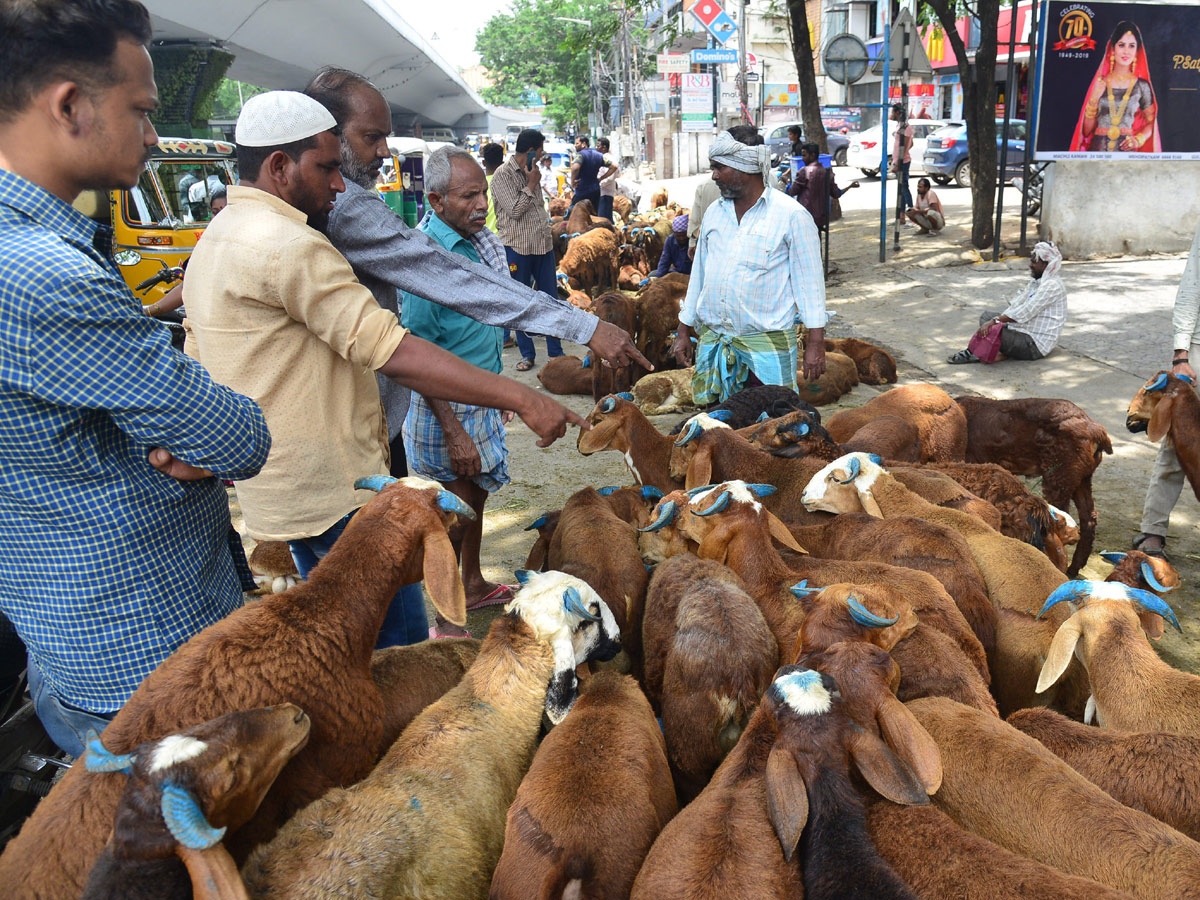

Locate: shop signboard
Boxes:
[681,73,714,132]
[657,53,691,74]
[1034,0,1200,160]
[763,82,800,107]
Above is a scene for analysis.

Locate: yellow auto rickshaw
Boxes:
[75,138,237,305]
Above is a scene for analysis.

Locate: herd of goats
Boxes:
[4,234,1200,899]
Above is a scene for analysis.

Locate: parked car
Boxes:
[845,119,954,178]
[764,121,850,167]
[922,119,1027,188]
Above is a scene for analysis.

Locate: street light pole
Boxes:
[738,0,748,122]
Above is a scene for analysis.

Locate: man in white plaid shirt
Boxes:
[673,128,827,405]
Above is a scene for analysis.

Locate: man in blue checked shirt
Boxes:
[0,0,271,756]
[673,128,827,406]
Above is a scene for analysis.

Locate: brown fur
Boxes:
[649,189,669,209]
[618,264,645,290]
[843,415,922,461]
[911,696,1200,900]
[490,672,677,900]
[370,639,480,751]
[0,481,467,900]
[613,194,633,222]
[634,275,688,372]
[957,394,1112,577]
[548,197,569,217]
[1009,707,1200,841]
[824,337,897,385]
[577,394,683,492]
[590,292,645,401]
[559,228,620,296]
[538,355,594,396]
[828,383,968,462]
[796,351,859,405]
[247,541,297,578]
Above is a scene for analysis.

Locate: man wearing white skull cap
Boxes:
[184,91,587,643]
[672,129,827,405]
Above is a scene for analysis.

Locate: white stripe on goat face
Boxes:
[690,481,763,513]
[773,670,833,717]
[149,735,209,773]
[689,413,732,432]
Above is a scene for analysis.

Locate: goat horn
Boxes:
[563,586,601,622]
[867,453,884,465]
[596,486,620,496]
[354,474,398,492]
[437,490,477,520]
[685,485,718,496]
[1179,373,1195,385]
[640,486,664,500]
[789,580,820,598]
[694,490,731,517]
[525,514,550,531]
[836,456,862,484]
[674,419,702,446]
[639,500,677,532]
[787,422,811,437]
[1140,561,1175,593]
[581,356,591,368]
[617,392,635,402]
[1122,585,1182,632]
[847,596,900,628]
[1145,373,1169,392]
[161,782,227,850]
[83,731,135,774]
[569,231,581,238]
[1036,580,1094,618]
[757,411,770,423]
[599,397,617,414]
[708,409,733,422]
[1099,551,1127,564]
[514,569,535,585]
[745,483,777,498]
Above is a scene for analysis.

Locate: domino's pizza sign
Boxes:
[690,0,738,45]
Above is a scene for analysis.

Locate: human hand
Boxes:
[525,159,542,191]
[850,181,861,189]
[444,423,482,477]
[802,340,826,382]
[672,328,694,368]
[515,390,590,448]
[149,448,212,481]
[1172,359,1197,382]
[687,245,696,261]
[501,410,515,424]
[588,320,653,371]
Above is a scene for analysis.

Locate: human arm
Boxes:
[653,240,672,277]
[599,162,619,184]
[802,327,826,382]
[1081,78,1106,142]
[570,160,581,191]
[426,397,482,476]
[928,190,943,215]
[1172,222,1200,375]
[491,160,545,224]
[787,206,828,366]
[1001,277,1067,324]
[144,281,185,318]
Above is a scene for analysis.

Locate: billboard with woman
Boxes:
[1034,1,1200,160]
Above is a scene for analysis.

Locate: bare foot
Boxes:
[432,618,471,638]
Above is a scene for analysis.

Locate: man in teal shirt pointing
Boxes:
[401,147,515,635]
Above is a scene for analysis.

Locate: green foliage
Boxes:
[149,46,234,134]
[209,79,268,119]
[475,0,625,130]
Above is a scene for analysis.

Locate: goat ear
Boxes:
[685,445,713,490]
[176,845,245,900]
[422,529,468,626]
[1147,392,1176,443]
[1137,610,1166,641]
[764,746,809,863]
[577,416,622,454]
[875,697,942,795]
[767,512,807,554]
[858,487,884,518]
[1036,615,1083,694]
[696,521,736,566]
[848,725,929,806]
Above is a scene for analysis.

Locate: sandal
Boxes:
[465,584,515,611]
[1132,533,1169,560]
[515,358,535,372]
[947,349,980,365]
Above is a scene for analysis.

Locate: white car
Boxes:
[845,119,955,178]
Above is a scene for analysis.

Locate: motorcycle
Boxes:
[115,253,187,351]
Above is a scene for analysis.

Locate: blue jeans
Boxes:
[597,194,614,221]
[571,189,601,213]
[896,161,913,213]
[28,653,114,757]
[504,247,563,362]
[288,514,428,647]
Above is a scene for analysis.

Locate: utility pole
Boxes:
[622,2,642,180]
[737,0,748,121]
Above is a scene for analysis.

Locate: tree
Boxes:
[784,0,829,153]
[475,0,623,132]
[210,79,268,120]
[917,0,1001,249]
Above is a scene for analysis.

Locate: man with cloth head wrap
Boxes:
[673,130,827,404]
[947,241,1067,364]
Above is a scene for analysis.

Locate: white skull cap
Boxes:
[235,91,337,147]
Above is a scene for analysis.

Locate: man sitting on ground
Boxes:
[652,214,692,277]
[947,241,1067,364]
[906,177,944,234]
[401,147,516,635]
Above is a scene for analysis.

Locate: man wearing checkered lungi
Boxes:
[401,147,516,636]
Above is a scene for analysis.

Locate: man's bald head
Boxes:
[304,67,392,189]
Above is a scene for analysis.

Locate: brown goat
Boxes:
[548,197,569,217]
[631,369,695,416]
[643,554,778,800]
[1127,370,1200,498]
[0,478,470,900]
[1103,550,1180,639]
[370,638,480,751]
[590,292,645,401]
[577,394,683,492]
[247,540,299,594]
[618,264,645,290]
[80,705,310,900]
[824,337,898,385]
[537,355,594,396]
[911,696,1200,900]
[1009,706,1200,841]
[844,415,923,461]
[649,188,669,209]
[956,394,1112,577]
[490,672,677,900]
[795,350,859,405]
[613,194,632,222]
[635,275,687,372]
[559,228,619,296]
[827,383,968,462]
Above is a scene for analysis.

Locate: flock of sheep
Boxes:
[3,221,1200,899]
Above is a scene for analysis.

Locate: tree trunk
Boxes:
[922,0,1000,249]
[787,0,829,152]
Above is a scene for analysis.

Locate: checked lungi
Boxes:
[692,325,799,406]
[402,394,511,493]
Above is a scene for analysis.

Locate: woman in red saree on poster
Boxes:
[1071,21,1161,153]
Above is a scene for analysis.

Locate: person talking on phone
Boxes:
[491,129,565,371]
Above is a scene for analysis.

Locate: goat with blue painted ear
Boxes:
[578,393,684,492]
[1100,549,1180,640]
[1037,580,1200,736]
[633,666,926,900]
[81,705,310,900]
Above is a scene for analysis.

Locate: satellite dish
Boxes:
[823,33,870,85]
